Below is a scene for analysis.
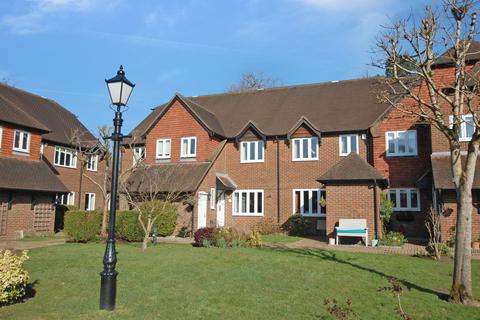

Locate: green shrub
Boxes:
[426,242,450,258]
[283,214,312,236]
[177,226,190,238]
[247,230,262,247]
[0,250,29,305]
[139,200,178,237]
[380,193,394,232]
[380,231,408,247]
[231,239,247,248]
[116,211,143,242]
[64,210,100,243]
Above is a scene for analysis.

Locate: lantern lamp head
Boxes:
[105,65,135,106]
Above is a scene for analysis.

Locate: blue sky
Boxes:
[0,0,432,133]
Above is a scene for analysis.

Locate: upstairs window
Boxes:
[292,137,318,161]
[388,188,420,211]
[293,189,326,216]
[54,146,77,168]
[133,146,146,165]
[13,130,30,153]
[56,192,75,206]
[339,134,358,156]
[233,190,264,216]
[85,193,96,211]
[386,130,417,156]
[156,139,171,159]
[450,114,475,141]
[87,154,98,171]
[181,137,196,158]
[240,140,264,163]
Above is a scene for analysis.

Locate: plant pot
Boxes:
[328,238,335,245]
[371,239,379,247]
[472,241,480,250]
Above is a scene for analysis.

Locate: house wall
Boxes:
[0,122,42,160]
[194,128,370,233]
[42,142,106,211]
[372,106,433,238]
[144,100,221,164]
[324,183,381,242]
[439,190,480,241]
[0,191,55,238]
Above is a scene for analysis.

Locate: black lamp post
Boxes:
[100,65,135,311]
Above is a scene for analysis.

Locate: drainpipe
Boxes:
[276,137,281,224]
[373,179,379,240]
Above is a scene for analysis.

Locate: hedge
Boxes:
[116,211,144,242]
[64,210,101,242]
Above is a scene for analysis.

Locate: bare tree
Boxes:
[373,0,479,304]
[120,163,195,250]
[425,206,443,260]
[228,71,281,93]
[70,126,112,238]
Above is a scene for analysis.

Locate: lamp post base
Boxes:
[99,271,118,310]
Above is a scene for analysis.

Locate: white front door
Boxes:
[216,191,225,227]
[197,192,208,229]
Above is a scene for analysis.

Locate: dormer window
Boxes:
[241,140,264,163]
[13,130,30,153]
[181,137,196,158]
[292,137,318,161]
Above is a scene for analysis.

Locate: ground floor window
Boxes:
[233,190,263,216]
[388,188,420,211]
[293,189,326,216]
[85,193,96,211]
[56,192,75,206]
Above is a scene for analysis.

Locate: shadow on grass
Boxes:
[0,280,38,308]
[266,247,449,301]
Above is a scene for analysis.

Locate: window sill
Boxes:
[54,164,77,169]
[240,160,265,164]
[299,214,326,218]
[12,150,30,156]
[292,158,319,162]
[340,152,359,157]
[86,169,97,172]
[385,154,418,158]
[232,213,264,217]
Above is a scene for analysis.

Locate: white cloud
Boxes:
[3,0,118,35]
[144,8,186,28]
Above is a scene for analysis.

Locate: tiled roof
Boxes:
[0,156,68,193]
[431,154,480,190]
[318,153,386,183]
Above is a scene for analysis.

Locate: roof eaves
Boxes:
[286,116,321,139]
[233,120,267,142]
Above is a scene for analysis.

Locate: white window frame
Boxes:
[210,188,216,209]
[85,193,96,211]
[240,140,265,163]
[54,146,77,168]
[13,129,30,153]
[181,137,197,158]
[86,154,98,171]
[292,137,319,161]
[0,126,3,149]
[133,146,146,165]
[292,189,326,217]
[56,192,75,206]
[156,139,171,159]
[232,189,264,216]
[339,134,359,156]
[385,130,417,157]
[388,188,420,211]
[449,114,475,142]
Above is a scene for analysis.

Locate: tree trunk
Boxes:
[450,184,473,303]
[100,205,108,239]
[142,219,152,251]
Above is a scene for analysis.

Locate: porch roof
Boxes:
[216,173,237,191]
[0,156,68,193]
[431,154,480,190]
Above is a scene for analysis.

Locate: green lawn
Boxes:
[1,243,479,320]
[261,233,303,243]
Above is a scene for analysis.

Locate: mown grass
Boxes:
[1,243,479,319]
[261,233,303,243]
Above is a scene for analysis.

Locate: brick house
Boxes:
[122,79,392,241]
[0,83,105,238]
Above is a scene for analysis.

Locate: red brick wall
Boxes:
[439,190,480,241]
[0,192,55,238]
[42,143,106,211]
[144,100,221,164]
[325,183,381,241]
[0,123,42,160]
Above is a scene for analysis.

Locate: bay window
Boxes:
[293,189,326,216]
[388,188,420,211]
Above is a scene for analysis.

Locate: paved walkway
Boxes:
[0,238,66,250]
